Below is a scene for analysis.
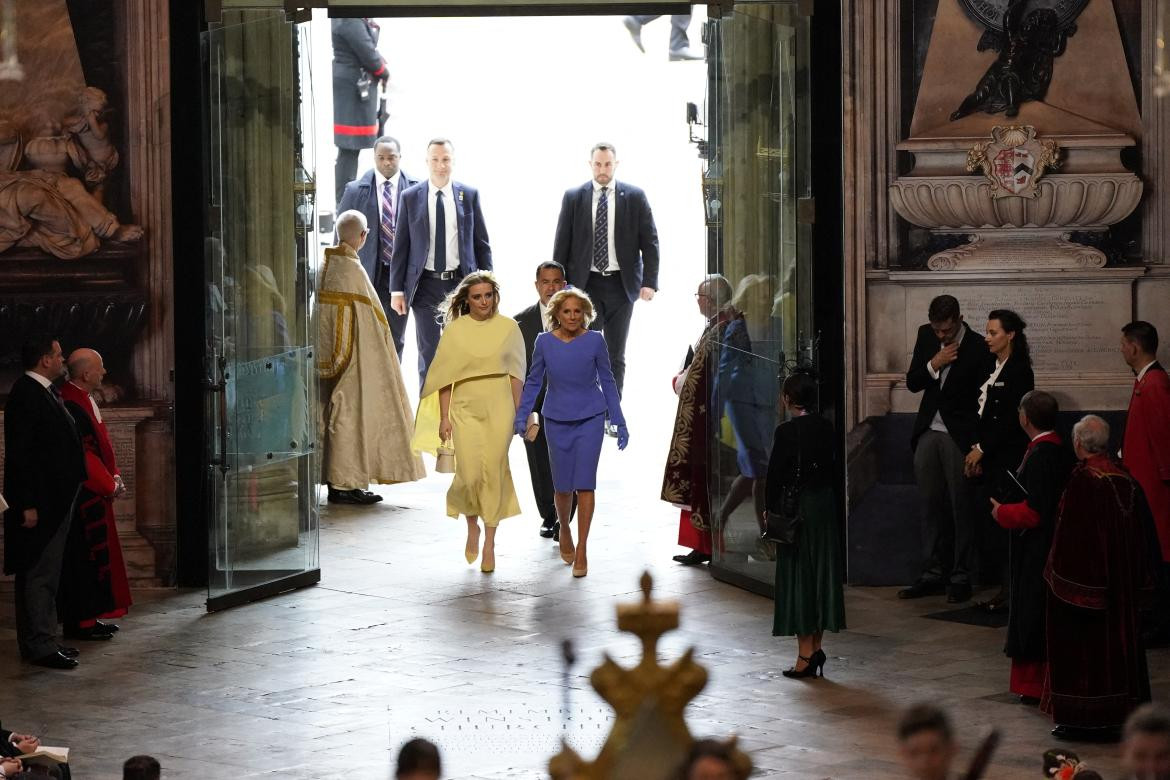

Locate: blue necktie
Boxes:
[593,186,609,272]
[434,190,446,271]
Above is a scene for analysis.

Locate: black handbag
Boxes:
[762,421,804,545]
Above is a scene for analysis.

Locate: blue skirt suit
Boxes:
[515,331,625,492]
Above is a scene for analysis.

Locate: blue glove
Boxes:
[616,424,629,451]
[514,417,527,436]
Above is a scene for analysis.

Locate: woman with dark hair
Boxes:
[411,271,526,574]
[766,371,844,678]
[964,308,1034,613]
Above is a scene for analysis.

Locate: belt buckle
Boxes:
[442,270,455,280]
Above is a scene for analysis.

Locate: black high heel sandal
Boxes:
[782,649,826,679]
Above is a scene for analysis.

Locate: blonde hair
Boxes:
[547,288,596,331]
[438,271,501,324]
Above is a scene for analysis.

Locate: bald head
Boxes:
[67,348,106,391]
[335,210,368,248]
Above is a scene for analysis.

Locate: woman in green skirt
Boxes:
[766,371,845,678]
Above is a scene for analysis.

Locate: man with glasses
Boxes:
[337,135,418,358]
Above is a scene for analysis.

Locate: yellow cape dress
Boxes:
[411,312,526,526]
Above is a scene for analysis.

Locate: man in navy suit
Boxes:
[389,138,492,388]
[337,135,417,358]
[552,142,659,397]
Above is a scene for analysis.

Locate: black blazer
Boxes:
[515,302,548,408]
[336,168,419,293]
[765,414,836,512]
[905,322,991,452]
[975,351,1034,474]
[3,375,86,574]
[551,181,660,303]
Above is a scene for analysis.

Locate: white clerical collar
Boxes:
[24,370,52,390]
[1137,360,1157,382]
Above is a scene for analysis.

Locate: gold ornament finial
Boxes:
[549,572,751,780]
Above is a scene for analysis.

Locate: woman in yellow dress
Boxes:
[411,271,526,573]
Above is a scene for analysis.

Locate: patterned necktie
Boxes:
[593,186,609,272]
[380,180,395,267]
[434,189,447,271]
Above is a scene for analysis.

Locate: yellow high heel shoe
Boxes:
[481,547,495,574]
[465,529,480,565]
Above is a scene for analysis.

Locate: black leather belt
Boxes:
[590,269,619,278]
[422,269,458,280]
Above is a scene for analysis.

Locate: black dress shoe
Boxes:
[552,521,561,542]
[1052,724,1121,743]
[30,651,78,669]
[1018,695,1040,706]
[672,550,711,566]
[973,591,1009,614]
[63,626,114,641]
[539,519,556,538]
[946,583,973,603]
[897,580,945,599]
[58,646,80,658]
[95,620,120,633]
[328,488,380,505]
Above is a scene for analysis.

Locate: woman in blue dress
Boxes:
[515,289,628,577]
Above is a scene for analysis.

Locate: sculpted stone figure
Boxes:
[951,2,1074,121]
[66,87,119,203]
[0,98,141,260]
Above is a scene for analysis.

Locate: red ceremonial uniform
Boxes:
[1122,363,1170,561]
[60,381,132,620]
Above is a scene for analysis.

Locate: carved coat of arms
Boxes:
[966,125,1060,199]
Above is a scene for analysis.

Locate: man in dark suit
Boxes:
[552,142,659,399]
[515,261,576,540]
[3,336,87,668]
[337,135,418,358]
[900,295,990,603]
[389,138,492,388]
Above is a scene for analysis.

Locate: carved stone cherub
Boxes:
[65,87,120,203]
[950,1,1075,121]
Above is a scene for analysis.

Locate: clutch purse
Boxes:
[524,412,540,443]
[435,439,455,473]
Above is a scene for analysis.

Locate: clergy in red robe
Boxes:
[989,391,1074,702]
[1120,322,1170,562]
[662,275,733,565]
[1043,415,1153,741]
[58,348,131,638]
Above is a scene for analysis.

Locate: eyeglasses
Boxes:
[694,293,711,300]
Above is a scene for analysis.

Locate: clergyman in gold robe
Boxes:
[318,210,424,504]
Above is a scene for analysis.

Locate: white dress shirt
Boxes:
[1137,359,1158,383]
[375,169,402,222]
[24,370,52,391]
[977,357,1007,419]
[925,323,967,433]
[425,181,459,272]
[591,180,618,272]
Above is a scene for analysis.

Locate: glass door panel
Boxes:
[204,10,320,610]
[705,3,813,594]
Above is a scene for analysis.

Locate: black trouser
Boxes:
[913,430,974,585]
[584,272,634,396]
[372,265,408,359]
[334,148,360,201]
[14,496,77,660]
[523,423,576,525]
[412,274,460,390]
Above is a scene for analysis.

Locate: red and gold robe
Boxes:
[60,381,131,624]
[1122,363,1170,561]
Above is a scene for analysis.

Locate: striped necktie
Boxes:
[380,180,395,266]
[593,186,609,272]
